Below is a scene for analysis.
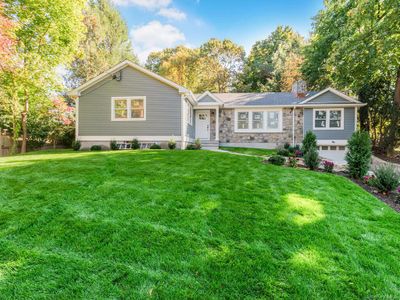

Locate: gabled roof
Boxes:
[67,60,189,97]
[196,91,224,104]
[195,92,318,106]
[194,88,365,107]
[299,88,360,104]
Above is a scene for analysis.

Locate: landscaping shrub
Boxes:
[72,140,81,151]
[370,164,400,193]
[288,156,298,168]
[194,138,202,150]
[323,160,334,173]
[186,144,199,150]
[304,146,320,170]
[302,131,317,155]
[131,139,140,150]
[90,145,102,151]
[294,150,303,157]
[277,148,290,157]
[287,146,295,154]
[268,155,285,166]
[345,131,372,179]
[150,143,161,149]
[110,140,119,150]
[284,142,290,149]
[168,139,176,150]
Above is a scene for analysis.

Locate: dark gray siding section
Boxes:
[79,66,181,136]
[303,107,355,140]
[307,91,351,104]
[198,95,217,103]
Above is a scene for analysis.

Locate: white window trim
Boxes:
[234,108,283,133]
[313,108,344,130]
[111,96,146,121]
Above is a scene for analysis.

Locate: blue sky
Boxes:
[111,0,324,62]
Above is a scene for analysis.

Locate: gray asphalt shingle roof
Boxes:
[195,92,319,106]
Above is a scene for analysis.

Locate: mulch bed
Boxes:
[345,176,400,213]
[263,158,400,213]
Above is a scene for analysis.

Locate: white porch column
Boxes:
[216,107,219,141]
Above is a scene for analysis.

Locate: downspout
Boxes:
[292,106,296,146]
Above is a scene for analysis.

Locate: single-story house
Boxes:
[68,60,366,162]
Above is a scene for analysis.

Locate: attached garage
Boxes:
[317,143,347,164]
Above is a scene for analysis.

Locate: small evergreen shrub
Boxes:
[110,140,119,150]
[277,148,290,157]
[370,164,400,193]
[323,160,334,173]
[150,143,161,149]
[131,139,140,150]
[90,145,102,151]
[302,131,317,155]
[72,140,81,151]
[284,142,290,149]
[345,131,372,179]
[268,155,285,166]
[168,139,176,150]
[186,144,199,150]
[304,146,320,170]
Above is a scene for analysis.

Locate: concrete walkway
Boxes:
[208,149,268,158]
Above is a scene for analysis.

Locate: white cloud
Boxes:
[130,21,185,62]
[157,7,186,21]
[111,0,171,10]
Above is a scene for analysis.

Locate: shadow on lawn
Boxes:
[0,150,399,298]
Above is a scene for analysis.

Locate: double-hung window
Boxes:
[235,109,282,132]
[112,97,146,121]
[313,108,343,129]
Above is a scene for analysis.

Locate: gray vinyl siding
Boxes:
[198,95,217,103]
[303,107,355,140]
[79,66,181,137]
[307,91,351,104]
[187,117,195,138]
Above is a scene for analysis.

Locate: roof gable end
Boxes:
[300,88,360,105]
[67,60,188,97]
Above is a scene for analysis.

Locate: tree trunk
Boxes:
[395,66,400,108]
[378,67,400,154]
[20,99,28,153]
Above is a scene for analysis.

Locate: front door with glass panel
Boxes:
[195,110,210,140]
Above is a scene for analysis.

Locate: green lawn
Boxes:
[219,146,276,156]
[0,150,399,299]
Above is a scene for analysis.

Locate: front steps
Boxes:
[200,140,219,150]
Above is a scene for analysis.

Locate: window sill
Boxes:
[313,127,344,130]
[111,118,146,122]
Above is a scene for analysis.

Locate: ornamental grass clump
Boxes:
[370,164,400,193]
[168,139,176,150]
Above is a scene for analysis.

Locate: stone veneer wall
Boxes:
[210,110,216,140]
[219,108,304,147]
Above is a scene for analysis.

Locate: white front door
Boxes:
[195,110,210,140]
